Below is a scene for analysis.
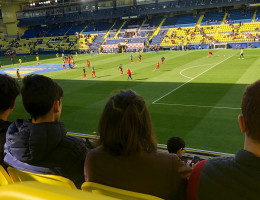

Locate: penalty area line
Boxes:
[180,64,214,79]
[152,55,233,104]
[153,102,240,110]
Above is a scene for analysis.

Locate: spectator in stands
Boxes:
[85,89,192,200]
[187,80,260,200]
[167,136,185,159]
[4,74,88,188]
[0,75,20,169]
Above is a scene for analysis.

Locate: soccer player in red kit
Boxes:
[87,60,90,68]
[68,59,72,69]
[153,62,160,72]
[62,60,66,70]
[83,67,87,79]
[17,69,21,81]
[161,56,165,64]
[118,64,123,75]
[138,54,142,63]
[127,68,132,80]
[92,66,96,78]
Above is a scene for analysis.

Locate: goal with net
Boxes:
[213,43,228,49]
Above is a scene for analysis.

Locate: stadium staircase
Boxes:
[114,20,127,39]
[149,17,166,42]
[103,21,117,40]
[64,27,72,36]
[140,18,147,28]
[221,12,227,24]
[80,24,89,34]
[196,14,204,26]
[252,10,257,22]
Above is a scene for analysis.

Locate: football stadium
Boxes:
[0,0,260,199]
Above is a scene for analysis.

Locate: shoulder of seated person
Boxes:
[203,156,234,167]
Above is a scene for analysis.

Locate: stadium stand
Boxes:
[79,34,97,51]
[3,0,259,54]
[201,11,225,25]
[226,9,254,23]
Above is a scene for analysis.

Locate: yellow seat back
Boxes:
[7,167,77,189]
[82,182,164,200]
[0,181,118,200]
[0,165,12,186]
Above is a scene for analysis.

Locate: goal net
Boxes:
[214,43,228,49]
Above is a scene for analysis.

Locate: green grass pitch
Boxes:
[1,49,260,154]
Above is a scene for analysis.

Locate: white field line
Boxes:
[180,64,214,79]
[154,102,240,110]
[152,55,233,104]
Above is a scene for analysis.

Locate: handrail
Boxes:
[67,132,235,157]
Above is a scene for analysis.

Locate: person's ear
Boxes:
[10,100,16,109]
[53,100,60,113]
[176,149,182,157]
[238,114,246,133]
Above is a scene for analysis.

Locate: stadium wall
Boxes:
[1,4,25,36]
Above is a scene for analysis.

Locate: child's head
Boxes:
[167,136,185,158]
[0,74,20,117]
[21,74,64,121]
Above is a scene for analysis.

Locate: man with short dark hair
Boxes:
[4,74,88,188]
[0,74,20,169]
[187,80,260,200]
[167,136,185,159]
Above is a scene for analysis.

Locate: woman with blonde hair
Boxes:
[84,90,191,200]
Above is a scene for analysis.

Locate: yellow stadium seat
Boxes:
[7,167,77,189]
[81,182,163,200]
[0,165,12,186]
[0,181,117,200]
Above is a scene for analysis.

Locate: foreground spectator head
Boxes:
[85,89,192,199]
[5,74,87,188]
[21,74,63,122]
[98,89,157,156]
[0,74,20,120]
[0,74,20,168]
[239,79,260,142]
[167,136,185,158]
[187,80,260,200]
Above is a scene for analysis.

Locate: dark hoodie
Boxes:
[4,119,87,188]
[0,119,10,169]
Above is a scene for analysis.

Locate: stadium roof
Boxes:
[0,0,42,6]
[0,0,38,4]
[0,0,54,7]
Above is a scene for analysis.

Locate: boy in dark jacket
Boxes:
[0,74,20,169]
[4,74,88,188]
